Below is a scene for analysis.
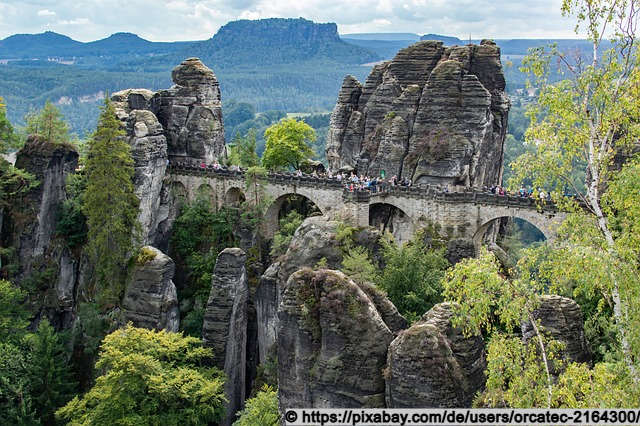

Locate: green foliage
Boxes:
[0,158,39,210]
[72,302,116,379]
[83,96,140,305]
[376,233,449,323]
[269,210,304,258]
[0,290,77,425]
[171,196,237,262]
[240,166,271,230]
[341,245,380,286]
[24,319,77,425]
[56,324,226,425]
[170,196,237,332]
[233,384,279,426]
[445,243,640,407]
[23,99,74,145]
[229,129,260,168]
[135,247,157,266]
[180,296,207,339]
[0,96,20,153]
[0,279,30,343]
[0,341,38,425]
[262,118,315,171]
[55,175,88,250]
[511,0,640,380]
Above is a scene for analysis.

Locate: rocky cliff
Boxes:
[255,216,398,365]
[153,58,226,164]
[202,248,249,426]
[278,268,394,408]
[2,136,81,328]
[121,246,180,332]
[111,58,225,248]
[326,40,509,190]
[386,303,486,408]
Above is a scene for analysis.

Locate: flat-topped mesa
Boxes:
[326,39,509,190]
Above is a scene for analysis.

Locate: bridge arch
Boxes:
[225,187,245,208]
[472,207,564,252]
[195,183,216,206]
[369,202,415,244]
[263,193,323,239]
[172,181,188,202]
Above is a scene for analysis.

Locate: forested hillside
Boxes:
[0,17,591,140]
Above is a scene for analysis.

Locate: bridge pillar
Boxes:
[343,190,371,228]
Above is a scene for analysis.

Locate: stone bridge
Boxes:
[168,163,566,248]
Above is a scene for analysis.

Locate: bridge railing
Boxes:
[168,163,558,212]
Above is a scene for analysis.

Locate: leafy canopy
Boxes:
[56,324,226,426]
[23,99,74,146]
[261,117,315,171]
[232,384,279,426]
[83,96,140,306]
[510,0,640,381]
[376,232,449,323]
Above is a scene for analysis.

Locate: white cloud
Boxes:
[0,0,587,42]
[57,18,91,26]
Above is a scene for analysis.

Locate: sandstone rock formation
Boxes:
[11,137,79,272]
[4,136,80,328]
[202,248,249,426]
[278,268,394,408]
[386,303,486,408]
[255,216,403,364]
[126,109,168,246]
[153,58,226,164]
[121,246,180,332]
[112,58,226,248]
[522,295,591,365]
[326,40,509,190]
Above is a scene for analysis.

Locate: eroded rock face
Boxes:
[327,40,509,190]
[386,302,486,408]
[255,216,403,364]
[202,248,248,426]
[11,137,79,270]
[125,109,169,246]
[121,246,179,332]
[278,268,394,408]
[4,136,80,328]
[153,58,226,164]
[111,58,225,247]
[522,295,591,365]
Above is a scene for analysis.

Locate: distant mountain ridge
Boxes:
[175,18,381,68]
[0,31,194,60]
[0,17,594,136]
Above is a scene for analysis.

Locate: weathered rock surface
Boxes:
[11,137,79,270]
[202,248,248,426]
[327,40,509,190]
[522,295,591,365]
[124,108,169,246]
[153,58,226,164]
[278,268,394,408]
[121,246,179,332]
[255,216,402,364]
[386,302,486,408]
[3,136,80,328]
[112,59,226,248]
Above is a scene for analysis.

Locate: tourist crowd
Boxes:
[190,160,550,200]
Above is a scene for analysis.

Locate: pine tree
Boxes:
[24,99,71,145]
[24,319,77,425]
[83,97,140,306]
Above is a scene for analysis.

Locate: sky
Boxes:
[0,0,585,43]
